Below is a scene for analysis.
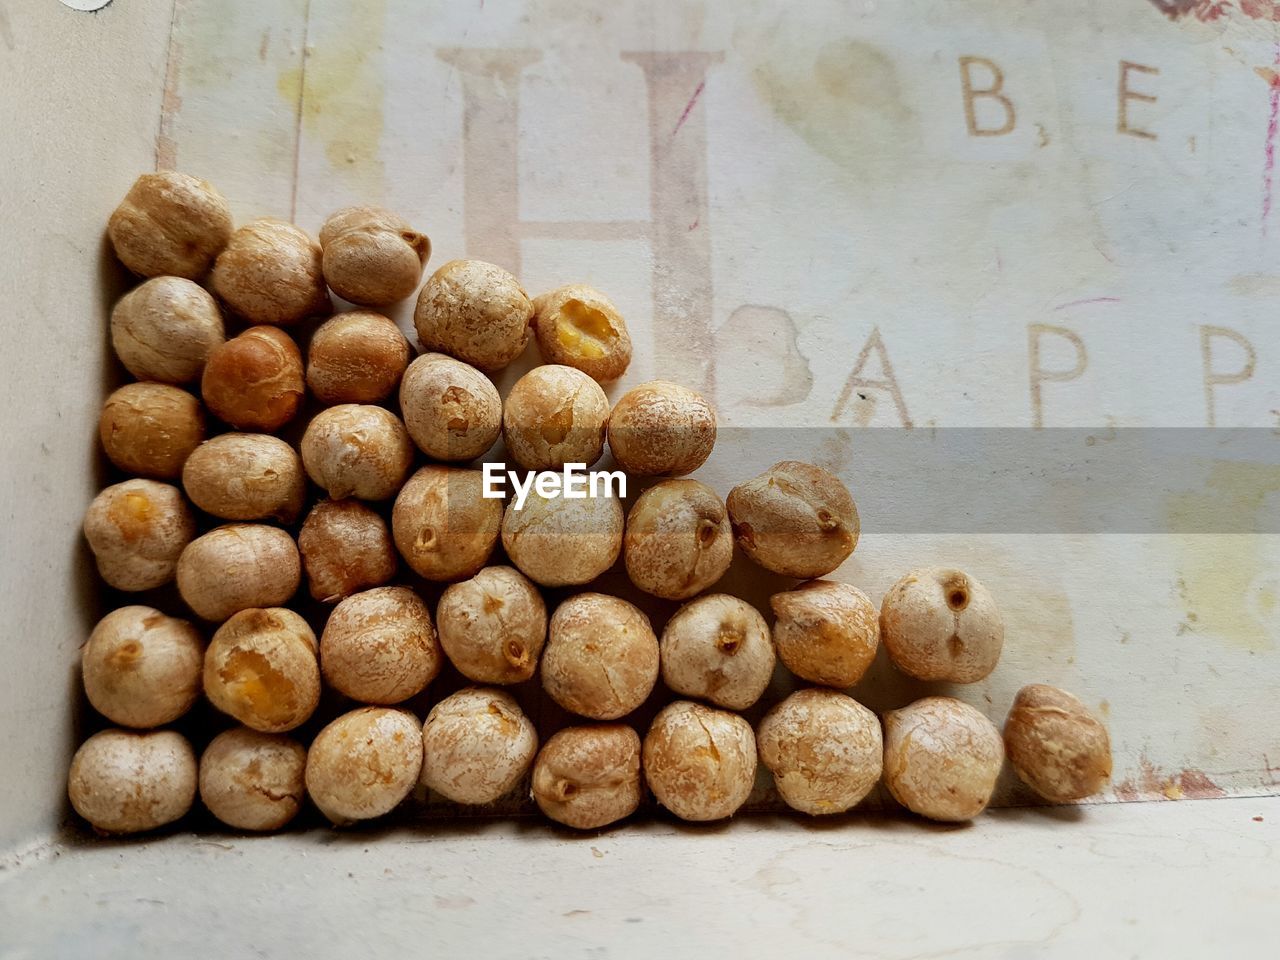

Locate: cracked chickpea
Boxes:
[299,500,396,602]
[531,724,641,829]
[660,594,775,710]
[83,479,195,591]
[199,727,306,831]
[319,206,431,306]
[399,352,501,462]
[880,567,1003,683]
[501,490,623,587]
[421,687,537,805]
[414,259,533,371]
[643,701,757,822]
[502,365,609,470]
[176,524,300,622]
[81,606,203,729]
[436,566,546,685]
[203,607,319,733]
[607,381,716,477]
[770,580,879,688]
[211,218,330,325]
[181,433,305,523]
[532,284,632,382]
[306,310,410,405]
[623,479,732,600]
[99,383,205,480]
[542,593,658,720]
[68,729,197,834]
[108,171,232,279]
[111,276,225,384]
[301,404,414,501]
[306,707,423,825]
[392,466,502,581]
[201,326,305,432]
[1004,684,1112,802]
[321,586,442,704]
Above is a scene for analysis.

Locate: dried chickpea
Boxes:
[542,593,658,720]
[306,310,410,404]
[757,688,882,815]
[298,500,396,602]
[321,586,442,705]
[502,365,609,470]
[201,326,305,432]
[211,218,330,325]
[607,380,716,477]
[107,171,232,279]
[420,687,537,805]
[319,206,431,306]
[880,567,1003,683]
[1004,684,1112,802]
[623,479,732,600]
[399,352,501,461]
[300,404,414,501]
[532,284,632,382]
[181,433,305,523]
[883,696,1004,822]
[176,524,300,621]
[531,724,641,829]
[770,580,879,688]
[501,491,623,587]
[81,606,203,728]
[199,727,307,831]
[436,566,546,685]
[99,383,205,479]
[660,594,775,710]
[68,729,197,834]
[413,259,533,371]
[83,479,195,591]
[727,461,859,578]
[643,701,756,822]
[392,466,502,581]
[203,608,319,733]
[110,276,225,384]
[306,707,424,824]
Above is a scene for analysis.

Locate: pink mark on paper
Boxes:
[1053,297,1121,311]
[672,80,706,137]
[1263,44,1280,236]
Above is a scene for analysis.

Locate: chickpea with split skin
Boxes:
[203,607,320,734]
[199,728,307,832]
[532,284,632,383]
[83,479,195,592]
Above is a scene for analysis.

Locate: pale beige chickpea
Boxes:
[319,206,431,307]
[321,586,442,704]
[880,567,1003,683]
[198,727,306,831]
[660,594,775,711]
[306,310,411,404]
[68,729,197,834]
[436,566,546,685]
[203,607,319,733]
[300,404,414,501]
[201,326,305,432]
[542,593,658,720]
[607,381,716,477]
[110,276,225,384]
[420,687,537,805]
[770,580,879,688]
[211,218,330,325]
[107,171,232,279]
[643,701,756,822]
[181,433,305,523]
[501,491,623,587]
[502,365,609,470]
[306,707,424,824]
[531,724,641,829]
[399,352,501,461]
[757,688,882,815]
[413,259,533,371]
[176,524,300,622]
[1004,684,1112,802]
[82,606,203,729]
[623,479,732,600]
[727,461,859,578]
[883,696,1004,822]
[532,284,632,382]
[83,479,195,591]
[298,500,396,603]
[392,466,502,581]
[99,383,205,480]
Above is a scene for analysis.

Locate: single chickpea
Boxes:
[107,171,232,279]
[532,284,632,382]
[660,594,775,711]
[68,729,197,834]
[198,727,307,831]
[300,404,414,501]
[420,687,537,805]
[607,381,716,477]
[321,586,442,705]
[501,490,623,587]
[727,461,859,578]
[83,479,195,591]
[643,701,756,822]
[542,593,658,720]
[181,433,305,523]
[319,206,431,306]
[531,724,641,830]
[502,365,610,470]
[392,466,502,581]
[99,383,205,480]
[413,259,533,371]
[201,326,305,432]
[623,479,732,600]
[306,707,424,825]
[210,218,330,325]
[306,310,411,404]
[436,566,546,685]
[770,580,879,688]
[883,696,1004,822]
[110,276,225,384]
[298,499,397,603]
[176,524,300,622]
[757,688,882,815]
[203,607,319,733]
[1004,684,1112,802]
[399,352,501,461]
[81,606,203,729]
[880,567,1003,683]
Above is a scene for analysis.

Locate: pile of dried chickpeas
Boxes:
[70,171,1113,835]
